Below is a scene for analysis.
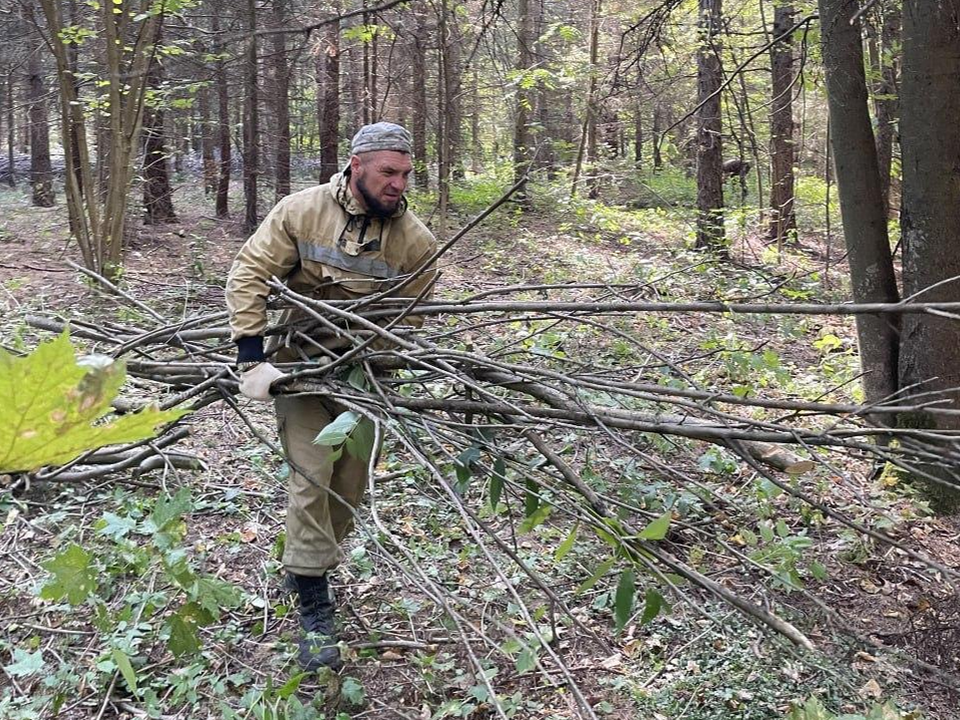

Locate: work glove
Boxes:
[239,362,285,402]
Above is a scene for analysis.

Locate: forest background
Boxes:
[0,0,959,719]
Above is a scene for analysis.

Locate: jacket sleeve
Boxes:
[226,199,301,351]
[398,241,438,330]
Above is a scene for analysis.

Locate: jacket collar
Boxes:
[331,168,407,219]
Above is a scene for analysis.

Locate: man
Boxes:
[226,122,437,671]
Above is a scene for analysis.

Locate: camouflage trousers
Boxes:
[275,395,368,576]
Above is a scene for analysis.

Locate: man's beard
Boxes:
[356,174,400,218]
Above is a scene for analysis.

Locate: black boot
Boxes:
[286,573,342,671]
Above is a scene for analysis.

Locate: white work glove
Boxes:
[239,362,285,402]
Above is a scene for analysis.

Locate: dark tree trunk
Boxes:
[471,65,482,173]
[897,0,960,509]
[652,103,663,171]
[318,2,340,185]
[768,4,796,243]
[437,0,452,228]
[28,36,55,207]
[874,5,900,218]
[272,0,291,201]
[214,11,231,217]
[5,71,13,187]
[142,25,177,225]
[818,0,900,406]
[634,67,643,167]
[513,0,533,197]
[411,8,429,189]
[199,85,216,196]
[243,0,259,233]
[695,0,725,252]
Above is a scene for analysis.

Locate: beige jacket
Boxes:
[226,171,437,359]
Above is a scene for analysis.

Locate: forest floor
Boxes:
[1,171,958,720]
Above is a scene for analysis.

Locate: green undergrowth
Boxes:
[0,173,943,719]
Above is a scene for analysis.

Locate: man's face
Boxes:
[351,151,413,217]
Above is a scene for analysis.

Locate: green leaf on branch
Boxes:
[614,569,636,632]
[345,418,375,462]
[518,503,552,533]
[639,511,673,541]
[0,332,186,473]
[41,543,99,605]
[554,522,578,562]
[455,446,482,491]
[314,411,361,446]
[148,487,193,532]
[576,556,616,594]
[164,602,213,657]
[111,648,138,695]
[640,588,668,625]
[489,457,506,510]
[524,479,540,517]
[313,411,376,462]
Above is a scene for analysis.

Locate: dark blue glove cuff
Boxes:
[236,336,266,363]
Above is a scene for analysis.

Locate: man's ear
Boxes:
[349,155,362,174]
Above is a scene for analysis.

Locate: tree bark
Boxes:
[818,0,900,406]
[214,10,231,217]
[768,4,796,244]
[199,84,216,196]
[634,68,643,167]
[652,102,663,171]
[243,0,259,233]
[27,21,55,208]
[695,0,725,252]
[5,70,14,187]
[897,0,960,509]
[437,0,451,231]
[874,5,900,218]
[411,8,429,189]
[318,1,340,185]
[141,24,177,225]
[272,0,291,201]
[513,0,534,198]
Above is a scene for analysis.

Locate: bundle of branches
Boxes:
[23,271,960,716]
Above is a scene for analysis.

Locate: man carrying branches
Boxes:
[225,123,437,671]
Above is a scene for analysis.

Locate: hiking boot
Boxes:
[286,572,342,671]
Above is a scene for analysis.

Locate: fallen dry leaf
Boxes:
[859,678,882,699]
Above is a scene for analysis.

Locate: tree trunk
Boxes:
[141,27,177,225]
[897,0,960,509]
[272,0,291,201]
[768,4,796,244]
[199,85,216,196]
[634,68,643,168]
[818,0,900,406]
[652,103,663,171]
[695,0,725,252]
[471,65,482,173]
[214,11,231,217]
[5,70,14,187]
[513,0,534,198]
[411,8,429,189]
[571,0,600,198]
[437,0,451,232]
[27,27,55,208]
[318,2,340,185]
[243,0,259,233]
[874,5,900,219]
